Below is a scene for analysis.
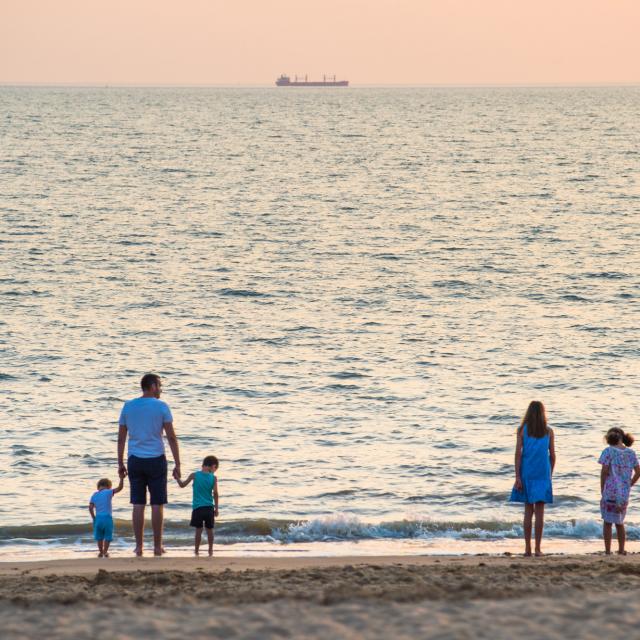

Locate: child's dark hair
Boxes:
[203,455,219,468]
[606,428,634,447]
[97,478,112,489]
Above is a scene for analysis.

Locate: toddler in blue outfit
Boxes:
[89,476,124,557]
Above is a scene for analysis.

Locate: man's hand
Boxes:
[118,463,128,478]
[172,466,181,480]
[214,507,219,518]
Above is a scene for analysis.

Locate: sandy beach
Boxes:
[2,553,640,639]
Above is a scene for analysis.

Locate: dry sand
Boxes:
[2,553,640,639]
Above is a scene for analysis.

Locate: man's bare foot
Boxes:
[208,549,213,557]
[134,547,143,557]
[195,550,199,556]
[153,547,163,557]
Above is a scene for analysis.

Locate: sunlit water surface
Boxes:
[1,86,639,558]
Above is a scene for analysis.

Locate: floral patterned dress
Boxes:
[599,446,639,524]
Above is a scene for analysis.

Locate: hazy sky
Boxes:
[2,0,639,85]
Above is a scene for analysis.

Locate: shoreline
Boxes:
[0,530,616,563]
[0,550,626,575]
[0,553,533,576]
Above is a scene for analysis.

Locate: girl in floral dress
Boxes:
[599,428,640,555]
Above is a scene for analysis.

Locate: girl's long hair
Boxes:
[519,400,549,438]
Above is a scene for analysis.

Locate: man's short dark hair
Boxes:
[140,373,161,391]
[203,455,219,468]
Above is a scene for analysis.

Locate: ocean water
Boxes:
[1,86,639,558]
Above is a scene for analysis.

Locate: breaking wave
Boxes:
[0,514,628,546]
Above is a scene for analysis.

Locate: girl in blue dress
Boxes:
[510,400,556,556]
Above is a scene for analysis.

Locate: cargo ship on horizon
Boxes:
[276,74,349,87]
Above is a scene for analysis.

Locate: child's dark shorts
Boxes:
[190,506,215,529]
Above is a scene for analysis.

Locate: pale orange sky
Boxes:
[1,0,638,85]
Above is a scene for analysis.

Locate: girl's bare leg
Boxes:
[194,528,203,555]
[615,524,626,554]
[97,540,104,557]
[534,502,545,555]
[523,504,534,556]
[603,522,613,554]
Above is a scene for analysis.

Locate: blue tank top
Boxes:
[521,424,551,477]
[192,471,215,509]
[509,424,553,504]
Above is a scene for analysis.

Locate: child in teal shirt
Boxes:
[176,455,219,556]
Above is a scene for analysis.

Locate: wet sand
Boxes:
[2,554,640,638]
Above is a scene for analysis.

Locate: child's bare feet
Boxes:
[98,552,104,558]
[208,549,213,557]
[153,547,163,557]
[523,551,532,557]
[535,550,544,557]
[194,550,199,556]
[104,553,110,558]
[618,550,627,556]
[134,547,143,557]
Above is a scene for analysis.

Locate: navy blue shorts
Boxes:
[190,506,215,529]
[128,454,167,505]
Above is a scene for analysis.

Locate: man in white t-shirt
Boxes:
[117,373,181,556]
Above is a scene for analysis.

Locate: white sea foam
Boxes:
[2,514,637,548]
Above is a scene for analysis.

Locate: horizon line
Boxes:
[1,81,639,89]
